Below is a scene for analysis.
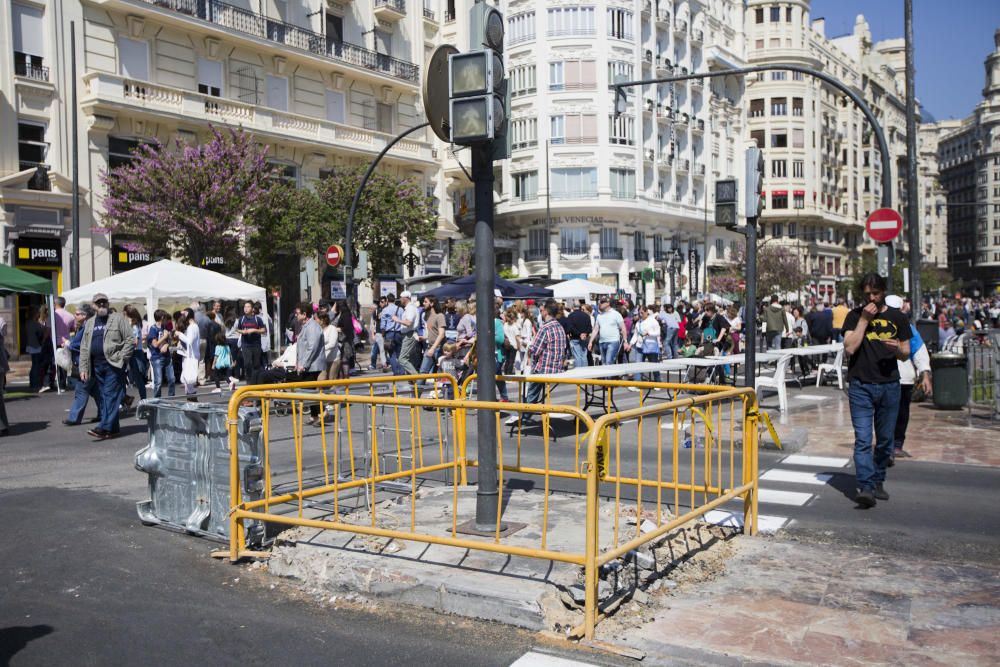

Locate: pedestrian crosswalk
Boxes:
[704,454,851,534]
[511,651,600,666]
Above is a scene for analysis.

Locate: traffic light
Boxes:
[744,146,765,219]
[714,178,738,228]
[449,1,508,158]
[612,74,629,118]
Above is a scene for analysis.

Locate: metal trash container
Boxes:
[134,399,265,548]
[930,352,968,410]
[916,319,939,353]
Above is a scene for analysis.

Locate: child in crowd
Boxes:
[437,342,462,400]
[680,335,699,358]
[211,329,233,393]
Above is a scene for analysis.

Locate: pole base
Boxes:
[455,518,525,538]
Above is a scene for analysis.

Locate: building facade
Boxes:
[744,2,916,304]
[1,0,442,355]
[916,122,949,270]
[464,0,749,303]
[934,29,1000,294]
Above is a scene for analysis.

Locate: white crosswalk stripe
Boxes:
[511,651,601,666]
[704,455,852,533]
[760,469,834,485]
[781,454,851,468]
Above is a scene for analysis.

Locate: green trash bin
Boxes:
[931,352,968,409]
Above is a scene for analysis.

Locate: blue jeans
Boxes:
[384,331,404,375]
[128,353,148,400]
[766,331,782,350]
[664,328,679,359]
[848,380,900,491]
[598,341,621,366]
[418,345,440,375]
[94,361,127,433]
[67,375,101,423]
[569,339,588,369]
[150,356,176,397]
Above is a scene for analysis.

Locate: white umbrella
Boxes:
[703,292,734,306]
[549,278,616,300]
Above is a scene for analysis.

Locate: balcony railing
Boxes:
[633,249,649,261]
[14,52,49,82]
[422,7,435,20]
[600,247,623,260]
[547,28,597,37]
[524,248,549,261]
[551,190,598,200]
[612,190,636,200]
[139,0,419,82]
[374,0,406,16]
[444,8,455,22]
[549,82,598,92]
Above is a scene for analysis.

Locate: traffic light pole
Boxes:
[744,217,759,388]
[471,144,502,531]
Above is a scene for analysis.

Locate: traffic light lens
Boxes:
[451,97,489,141]
[452,54,489,96]
[484,10,505,50]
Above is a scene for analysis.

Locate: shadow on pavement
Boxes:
[0,624,55,664]
[2,421,49,436]
[824,470,877,510]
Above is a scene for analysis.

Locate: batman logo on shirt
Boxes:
[864,317,899,341]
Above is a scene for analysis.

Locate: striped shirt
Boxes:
[528,318,568,375]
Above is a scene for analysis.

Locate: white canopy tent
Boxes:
[61,260,266,316]
[549,278,616,300]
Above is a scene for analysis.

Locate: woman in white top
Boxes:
[317,312,341,381]
[516,305,536,374]
[176,308,201,401]
[630,305,662,385]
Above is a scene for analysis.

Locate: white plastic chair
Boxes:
[756,354,792,412]
[815,347,845,389]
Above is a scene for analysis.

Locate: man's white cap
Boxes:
[494,289,502,298]
[400,290,412,299]
[885,294,904,309]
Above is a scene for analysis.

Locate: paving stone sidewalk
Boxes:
[615,537,1000,666]
[775,393,1000,467]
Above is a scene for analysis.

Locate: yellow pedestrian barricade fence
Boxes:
[225,373,760,640]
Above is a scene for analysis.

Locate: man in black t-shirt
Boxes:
[236,301,266,378]
[842,273,912,508]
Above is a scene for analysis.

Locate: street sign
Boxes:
[865,208,903,243]
[326,244,343,267]
[330,281,347,299]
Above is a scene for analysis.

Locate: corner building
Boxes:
[745,2,914,303]
[484,0,748,302]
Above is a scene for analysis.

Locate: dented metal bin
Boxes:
[134,399,265,548]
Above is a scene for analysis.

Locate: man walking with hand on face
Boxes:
[842,273,911,508]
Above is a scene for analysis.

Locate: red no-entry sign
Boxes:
[865,208,903,243]
[326,244,343,267]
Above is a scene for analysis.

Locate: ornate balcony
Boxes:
[133,0,418,82]
[374,0,406,21]
[81,72,435,163]
[600,247,624,259]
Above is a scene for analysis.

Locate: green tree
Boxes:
[315,167,437,278]
[244,183,334,288]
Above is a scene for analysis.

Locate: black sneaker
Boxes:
[87,427,110,440]
[874,483,889,501]
[855,489,876,508]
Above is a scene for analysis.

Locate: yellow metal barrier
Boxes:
[225,374,759,641]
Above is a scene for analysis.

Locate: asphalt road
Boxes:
[4,377,998,665]
[0,388,608,667]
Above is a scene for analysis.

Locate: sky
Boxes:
[810,0,1000,121]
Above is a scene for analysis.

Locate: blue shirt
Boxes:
[91,316,108,363]
[380,304,401,333]
[146,325,164,360]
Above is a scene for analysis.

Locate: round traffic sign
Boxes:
[326,244,343,267]
[865,208,903,243]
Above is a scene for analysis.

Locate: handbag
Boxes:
[641,336,660,355]
[55,346,73,372]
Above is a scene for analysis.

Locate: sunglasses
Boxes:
[95,300,109,306]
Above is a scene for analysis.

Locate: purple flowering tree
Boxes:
[100,126,273,267]
[710,239,810,299]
